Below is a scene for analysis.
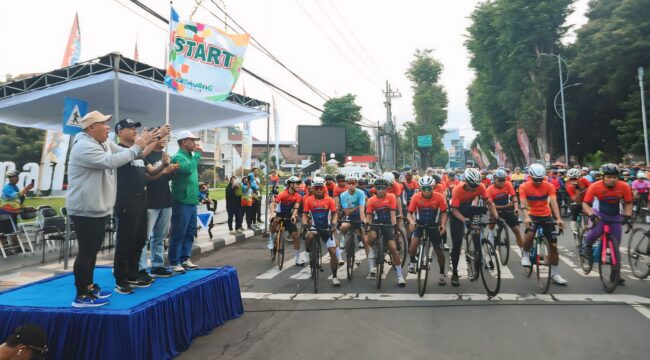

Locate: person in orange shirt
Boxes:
[449,168,499,287]
[365,178,405,286]
[486,169,524,251]
[406,176,448,285]
[519,163,567,285]
[269,170,279,187]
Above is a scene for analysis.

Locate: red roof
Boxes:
[346,155,378,163]
[228,133,260,141]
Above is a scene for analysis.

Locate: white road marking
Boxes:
[255,251,305,279]
[630,302,650,320]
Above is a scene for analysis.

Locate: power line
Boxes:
[115,0,167,32]
[294,0,380,88]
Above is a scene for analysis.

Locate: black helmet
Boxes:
[358,178,368,185]
[325,174,334,181]
[432,174,442,183]
[600,163,619,176]
[335,173,345,181]
[304,178,313,186]
[374,178,388,187]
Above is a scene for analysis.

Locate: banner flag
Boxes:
[495,140,507,168]
[471,147,485,168]
[165,7,250,102]
[134,40,139,61]
[61,13,81,67]
[241,122,252,170]
[517,127,531,165]
[476,143,491,168]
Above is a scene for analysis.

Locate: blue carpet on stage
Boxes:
[0,266,244,359]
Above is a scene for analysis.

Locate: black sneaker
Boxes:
[127,278,152,288]
[150,267,174,278]
[138,270,155,283]
[115,283,135,294]
[451,273,460,287]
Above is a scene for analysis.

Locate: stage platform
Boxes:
[0,266,243,359]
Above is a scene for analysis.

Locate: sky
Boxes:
[0,0,590,144]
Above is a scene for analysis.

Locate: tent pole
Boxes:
[264,108,270,235]
[113,53,120,123]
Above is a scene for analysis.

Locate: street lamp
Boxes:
[638,67,650,164]
[540,53,570,165]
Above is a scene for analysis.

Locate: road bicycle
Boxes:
[464,216,501,297]
[572,208,588,250]
[627,226,650,279]
[493,215,512,266]
[412,224,441,297]
[558,188,571,218]
[579,219,632,293]
[270,216,291,270]
[522,222,561,294]
[308,228,333,294]
[368,223,400,290]
[338,219,365,280]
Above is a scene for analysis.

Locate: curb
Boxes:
[190,228,264,258]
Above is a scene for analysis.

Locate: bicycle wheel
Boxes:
[628,228,650,279]
[598,241,620,293]
[523,248,533,278]
[376,234,384,290]
[311,236,323,294]
[480,240,501,297]
[277,231,286,270]
[396,228,408,268]
[560,197,571,218]
[271,225,281,262]
[465,234,480,281]
[580,239,595,274]
[496,224,510,266]
[535,238,551,294]
[417,238,431,297]
[346,232,355,280]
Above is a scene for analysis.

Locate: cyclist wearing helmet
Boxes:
[334,174,347,197]
[432,174,447,197]
[339,175,369,269]
[358,178,369,198]
[547,169,564,191]
[302,177,341,286]
[519,163,567,285]
[631,171,650,209]
[580,164,633,285]
[480,169,491,187]
[449,168,499,287]
[565,168,584,232]
[402,171,419,207]
[365,178,405,286]
[269,176,304,266]
[379,171,405,218]
[486,169,524,249]
[407,176,448,285]
[325,175,336,197]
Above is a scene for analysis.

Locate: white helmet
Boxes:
[418,175,435,187]
[567,168,581,179]
[528,163,546,179]
[464,168,481,186]
[345,174,359,182]
[312,176,325,187]
[638,171,647,180]
[382,171,395,184]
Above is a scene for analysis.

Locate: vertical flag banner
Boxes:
[241,122,252,170]
[495,140,507,168]
[471,147,485,168]
[272,95,281,170]
[134,40,139,61]
[61,12,81,67]
[165,7,250,102]
[476,143,491,168]
[213,128,222,168]
[517,127,531,165]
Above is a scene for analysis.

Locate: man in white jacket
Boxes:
[66,111,160,307]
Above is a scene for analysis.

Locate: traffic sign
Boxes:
[62,97,87,135]
[417,135,432,148]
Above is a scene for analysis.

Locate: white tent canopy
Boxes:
[0,53,269,132]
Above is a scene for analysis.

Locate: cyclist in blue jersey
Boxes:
[339,175,368,270]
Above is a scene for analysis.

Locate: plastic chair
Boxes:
[0,213,25,257]
[38,216,67,263]
[17,207,38,254]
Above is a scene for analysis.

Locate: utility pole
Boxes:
[639,67,650,164]
[382,81,401,170]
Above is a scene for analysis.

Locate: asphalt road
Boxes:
[178,226,650,360]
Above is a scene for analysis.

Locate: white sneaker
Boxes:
[358,240,364,248]
[182,260,198,270]
[367,266,377,278]
[438,275,446,286]
[551,274,568,285]
[521,254,531,267]
[303,252,310,264]
[332,277,341,287]
[408,263,416,274]
[172,264,186,274]
[337,254,344,266]
[267,236,274,250]
[397,275,406,287]
[295,258,305,267]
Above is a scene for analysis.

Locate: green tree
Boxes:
[404,49,449,168]
[465,0,573,165]
[0,124,44,166]
[570,0,650,159]
[320,94,372,158]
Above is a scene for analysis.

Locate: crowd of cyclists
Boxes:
[264,161,650,293]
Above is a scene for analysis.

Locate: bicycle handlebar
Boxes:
[585,218,633,234]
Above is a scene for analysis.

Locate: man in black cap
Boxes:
[113,119,173,294]
[0,324,47,360]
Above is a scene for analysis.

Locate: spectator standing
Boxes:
[0,324,48,360]
[169,130,202,273]
[241,176,254,229]
[139,137,178,279]
[225,176,243,234]
[67,110,158,307]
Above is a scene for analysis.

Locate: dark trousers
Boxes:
[253,196,262,222]
[227,206,242,231]
[243,206,253,229]
[114,193,148,285]
[450,216,466,273]
[71,215,108,296]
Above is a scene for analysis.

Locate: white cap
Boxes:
[81,111,112,129]
[176,130,200,141]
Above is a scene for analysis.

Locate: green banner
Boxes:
[417,135,433,148]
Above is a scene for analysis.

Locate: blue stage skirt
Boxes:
[0,266,244,359]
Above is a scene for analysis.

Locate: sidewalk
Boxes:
[0,201,267,292]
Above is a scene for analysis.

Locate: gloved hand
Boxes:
[589,214,600,223]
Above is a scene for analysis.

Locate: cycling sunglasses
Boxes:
[420,186,433,192]
[375,185,387,191]
[313,186,325,190]
[495,178,505,182]
[533,178,544,183]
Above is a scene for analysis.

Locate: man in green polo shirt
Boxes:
[169,130,203,273]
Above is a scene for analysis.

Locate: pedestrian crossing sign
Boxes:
[62,97,88,135]
[197,212,213,229]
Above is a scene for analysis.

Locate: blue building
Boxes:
[442,128,465,168]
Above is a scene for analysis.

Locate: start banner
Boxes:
[165,7,250,102]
